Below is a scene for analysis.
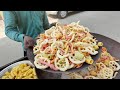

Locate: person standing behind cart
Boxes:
[3,11,56,57]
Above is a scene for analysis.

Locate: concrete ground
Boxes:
[0,11,120,67]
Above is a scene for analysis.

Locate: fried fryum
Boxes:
[67,72,83,79]
[33,21,102,71]
[84,47,120,79]
[1,64,38,79]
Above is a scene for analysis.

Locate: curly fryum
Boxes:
[33,21,101,71]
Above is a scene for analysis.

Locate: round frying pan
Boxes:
[27,33,120,74]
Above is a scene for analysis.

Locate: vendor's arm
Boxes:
[3,11,24,43]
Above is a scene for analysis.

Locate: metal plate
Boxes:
[0,60,34,78]
[27,33,120,74]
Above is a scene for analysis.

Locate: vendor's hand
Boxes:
[24,36,34,49]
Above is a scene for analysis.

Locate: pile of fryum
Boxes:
[33,21,103,71]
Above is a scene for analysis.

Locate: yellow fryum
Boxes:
[32,68,38,79]
[5,71,10,75]
[33,68,36,76]
[86,59,93,65]
[22,74,33,79]
[28,74,33,78]
[85,56,94,64]
[19,64,25,70]
[12,66,19,77]
[93,45,99,50]
[33,75,38,79]
[8,74,14,79]
[97,42,103,47]
[23,63,28,67]
[10,70,16,78]
[17,70,24,78]
[22,68,36,79]
[2,71,14,79]
[10,66,19,79]
[1,76,9,79]
[21,66,31,73]
[25,68,33,76]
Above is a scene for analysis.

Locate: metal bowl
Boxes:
[0,60,35,78]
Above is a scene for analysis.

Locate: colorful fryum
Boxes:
[33,21,103,71]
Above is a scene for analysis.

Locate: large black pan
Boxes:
[27,33,120,78]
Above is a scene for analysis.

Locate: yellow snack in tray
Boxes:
[21,66,31,72]
[1,63,37,79]
[5,72,10,75]
[2,76,9,79]
[33,68,36,76]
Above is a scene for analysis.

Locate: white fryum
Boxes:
[48,38,56,44]
[36,39,42,45]
[39,39,48,53]
[33,45,40,55]
[81,46,98,55]
[74,42,92,47]
[34,56,50,69]
[68,32,75,42]
[108,61,120,71]
[84,76,99,79]
[45,28,53,37]
[51,41,63,49]
[67,63,74,69]
[54,58,69,71]
[97,67,114,79]
[69,54,85,64]
[70,73,84,79]
[82,36,97,46]
[57,50,69,59]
